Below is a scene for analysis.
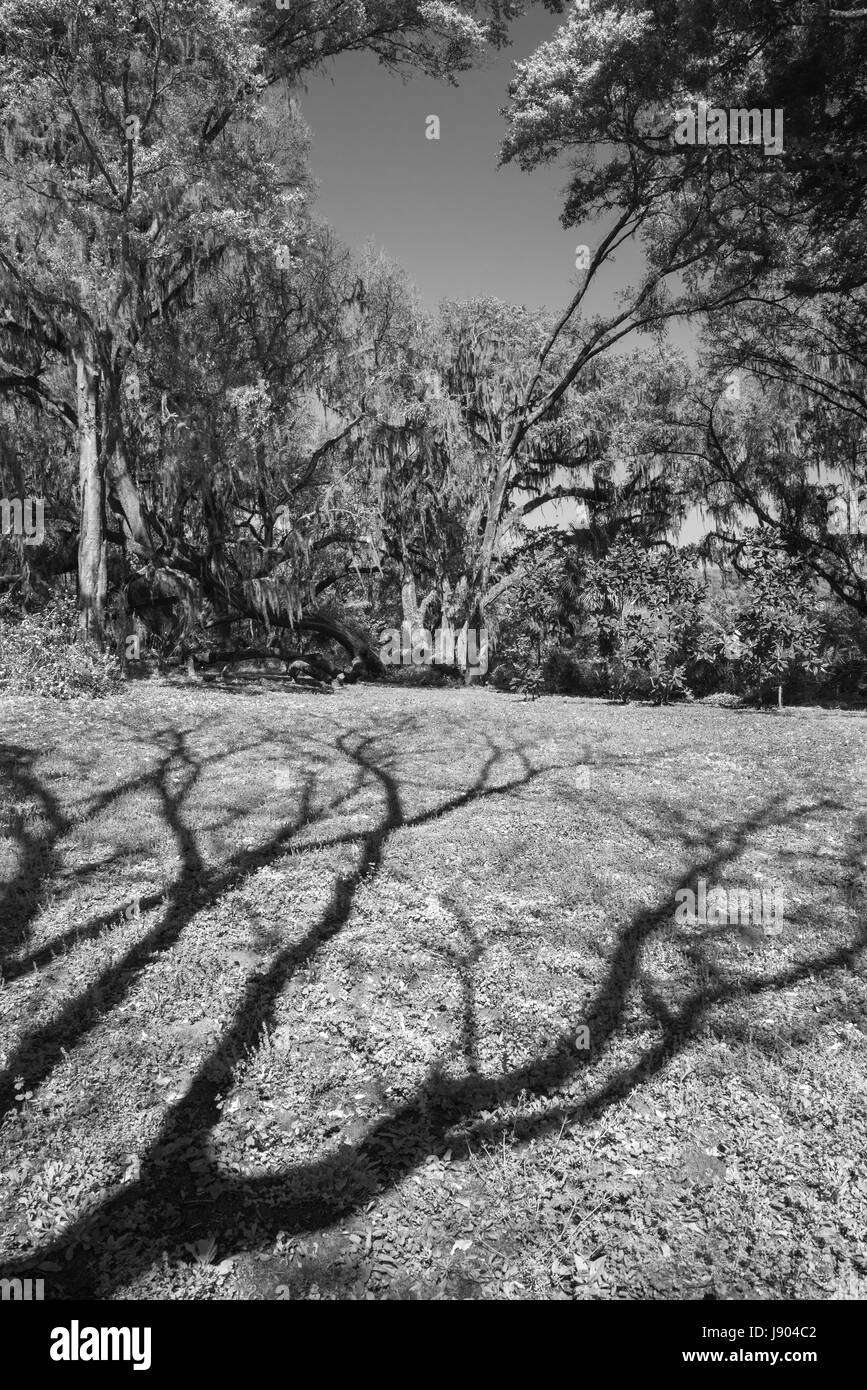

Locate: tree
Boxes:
[0,0,292,641]
[660,365,867,617]
[423,3,776,630]
[733,532,827,708]
[0,0,536,648]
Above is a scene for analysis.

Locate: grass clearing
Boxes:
[1,684,865,1299]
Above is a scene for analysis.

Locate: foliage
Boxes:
[489,532,863,707]
[0,0,518,654]
[584,541,706,704]
[733,534,828,706]
[0,592,122,697]
[0,0,865,706]
[498,0,867,629]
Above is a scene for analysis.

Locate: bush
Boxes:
[0,594,122,698]
[489,659,519,690]
[384,662,459,686]
[605,656,655,703]
[814,603,867,705]
[542,648,606,696]
[698,691,746,708]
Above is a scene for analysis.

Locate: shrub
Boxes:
[542,648,606,696]
[584,540,706,704]
[0,594,122,698]
[384,662,457,686]
[489,658,519,690]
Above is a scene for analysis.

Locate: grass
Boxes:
[0,682,865,1300]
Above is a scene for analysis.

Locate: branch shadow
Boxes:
[0,717,379,1112]
[0,742,70,965]
[0,724,863,1300]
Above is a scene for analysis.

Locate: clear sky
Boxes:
[297,5,647,317]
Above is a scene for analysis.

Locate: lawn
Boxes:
[0,682,865,1300]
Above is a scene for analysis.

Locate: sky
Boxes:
[297,6,646,317]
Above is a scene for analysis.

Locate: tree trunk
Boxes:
[400,569,421,626]
[75,343,106,646]
[474,450,512,617]
[108,432,155,560]
[400,566,424,663]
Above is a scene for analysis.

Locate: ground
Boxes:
[0,682,865,1300]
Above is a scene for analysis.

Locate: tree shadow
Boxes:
[428,893,486,1077]
[0,713,359,982]
[0,717,383,1111]
[0,716,244,972]
[0,742,70,965]
[0,719,863,1299]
